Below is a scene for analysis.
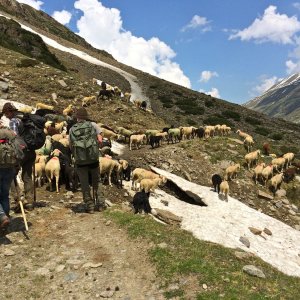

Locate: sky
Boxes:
[15,0,300,104]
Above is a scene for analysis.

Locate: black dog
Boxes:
[123,164,131,181]
[132,190,151,214]
[212,174,222,194]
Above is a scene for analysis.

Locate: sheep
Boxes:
[212,174,222,193]
[58,137,69,148]
[99,157,120,186]
[244,135,254,153]
[55,121,67,133]
[236,129,250,139]
[269,153,277,159]
[225,163,240,180]
[116,127,133,143]
[149,135,162,148]
[283,167,297,183]
[245,150,261,170]
[283,152,295,168]
[261,165,274,187]
[270,173,284,194]
[204,126,213,139]
[194,127,205,138]
[133,99,142,108]
[34,155,48,187]
[101,127,119,141]
[51,133,66,142]
[223,126,231,136]
[45,149,61,193]
[155,132,168,143]
[18,106,34,114]
[124,92,131,102]
[140,177,164,193]
[145,129,160,144]
[63,104,73,116]
[262,143,270,156]
[179,126,196,140]
[82,96,96,107]
[219,180,229,200]
[36,102,54,110]
[113,86,122,97]
[168,128,181,144]
[129,134,146,150]
[272,157,286,172]
[253,163,266,184]
[132,168,167,191]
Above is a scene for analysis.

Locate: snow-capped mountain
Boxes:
[244,74,300,124]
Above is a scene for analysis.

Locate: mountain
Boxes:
[244,73,300,124]
[1,0,300,147]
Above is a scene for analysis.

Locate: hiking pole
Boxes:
[14,177,29,231]
[33,163,36,203]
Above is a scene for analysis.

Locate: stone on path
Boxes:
[239,236,250,248]
[249,227,262,235]
[258,190,273,201]
[235,251,253,260]
[3,249,15,256]
[57,79,67,87]
[263,228,272,236]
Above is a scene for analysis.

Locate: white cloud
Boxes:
[52,10,72,25]
[293,2,300,10]
[181,15,211,32]
[74,0,191,88]
[16,0,43,10]
[229,5,300,44]
[252,76,278,95]
[199,70,218,83]
[200,87,220,98]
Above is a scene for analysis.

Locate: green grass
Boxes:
[105,209,300,299]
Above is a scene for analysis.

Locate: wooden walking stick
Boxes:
[14,177,29,231]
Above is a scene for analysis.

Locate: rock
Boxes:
[228,138,244,145]
[289,210,296,216]
[295,176,300,183]
[282,198,290,205]
[0,59,7,65]
[64,191,74,199]
[160,199,169,206]
[64,272,78,282]
[275,201,282,208]
[249,227,262,235]
[202,283,208,289]
[263,228,272,235]
[35,267,50,276]
[55,265,65,272]
[153,208,182,226]
[242,265,266,278]
[234,251,253,260]
[291,204,298,213]
[4,263,12,270]
[3,249,15,256]
[183,170,192,182]
[239,236,250,248]
[258,190,273,201]
[66,259,82,265]
[105,220,112,226]
[57,80,67,87]
[157,242,168,249]
[82,262,103,269]
[295,225,300,231]
[0,81,9,92]
[4,71,10,76]
[100,290,114,298]
[275,189,286,198]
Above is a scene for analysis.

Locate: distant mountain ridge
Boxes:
[244,73,300,124]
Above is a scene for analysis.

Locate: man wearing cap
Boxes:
[69,108,104,213]
[1,102,35,210]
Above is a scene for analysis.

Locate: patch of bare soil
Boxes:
[0,187,164,300]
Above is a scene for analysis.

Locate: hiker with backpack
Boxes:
[2,102,46,211]
[69,108,104,213]
[0,121,25,228]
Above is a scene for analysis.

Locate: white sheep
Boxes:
[253,163,266,184]
[101,127,119,141]
[132,168,167,191]
[63,104,73,116]
[220,180,229,200]
[225,163,240,180]
[244,135,254,153]
[82,96,96,107]
[283,152,295,168]
[129,134,146,150]
[272,157,286,172]
[140,177,164,193]
[18,106,34,114]
[270,173,284,193]
[36,102,54,110]
[45,149,61,193]
[261,165,274,187]
[245,150,260,170]
[34,155,47,187]
[236,129,250,139]
[99,157,119,186]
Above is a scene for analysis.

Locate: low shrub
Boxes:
[186,118,197,126]
[203,115,234,128]
[16,58,39,68]
[270,133,283,141]
[222,110,241,121]
[244,116,262,126]
[163,102,173,108]
[204,100,214,108]
[255,126,271,136]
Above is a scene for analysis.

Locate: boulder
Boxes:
[257,190,273,201]
[243,265,266,278]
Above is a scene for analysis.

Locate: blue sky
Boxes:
[16,1,300,104]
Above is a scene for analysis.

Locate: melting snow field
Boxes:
[124,167,300,277]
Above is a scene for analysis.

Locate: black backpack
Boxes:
[18,113,46,150]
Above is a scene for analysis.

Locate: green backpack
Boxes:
[0,128,25,168]
[69,121,100,166]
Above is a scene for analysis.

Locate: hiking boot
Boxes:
[0,215,10,229]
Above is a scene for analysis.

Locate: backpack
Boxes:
[69,121,99,166]
[0,128,25,168]
[18,113,46,150]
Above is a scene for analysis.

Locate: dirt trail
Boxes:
[0,192,164,300]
